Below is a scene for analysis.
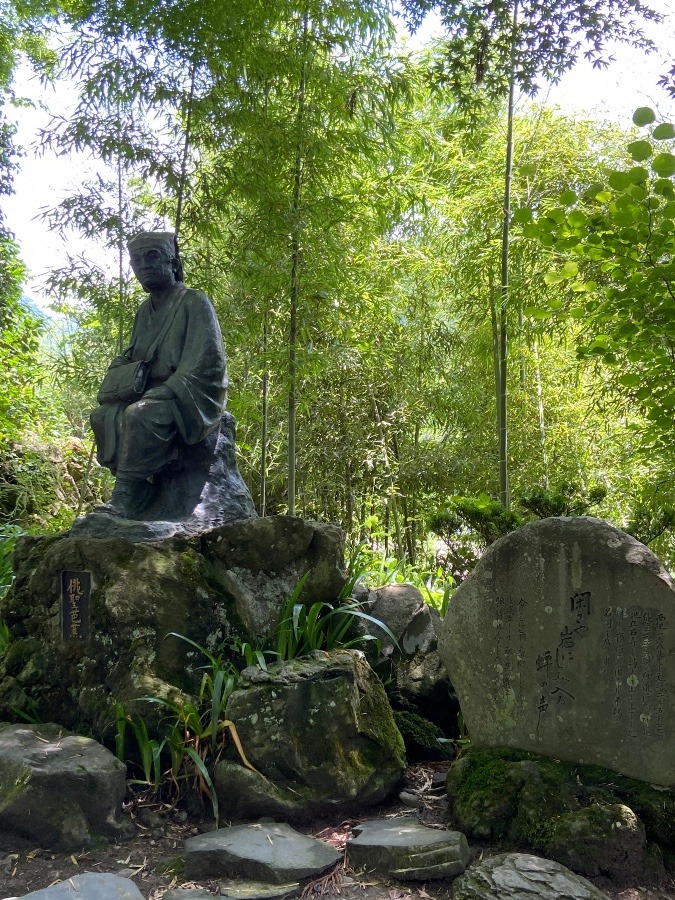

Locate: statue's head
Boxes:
[127,231,184,291]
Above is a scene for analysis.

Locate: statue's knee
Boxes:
[122,399,156,433]
[122,401,143,425]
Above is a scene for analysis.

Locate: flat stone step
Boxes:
[163,886,300,900]
[184,822,341,884]
[17,872,144,898]
[347,816,469,880]
[219,879,300,900]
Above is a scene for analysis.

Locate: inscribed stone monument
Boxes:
[438,516,674,788]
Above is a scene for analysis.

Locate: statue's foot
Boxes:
[91,502,128,518]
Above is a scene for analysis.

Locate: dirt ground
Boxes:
[0,765,673,900]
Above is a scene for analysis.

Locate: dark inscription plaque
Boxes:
[61,571,91,643]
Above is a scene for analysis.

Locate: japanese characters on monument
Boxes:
[61,571,91,643]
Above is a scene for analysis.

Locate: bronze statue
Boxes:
[90,231,228,519]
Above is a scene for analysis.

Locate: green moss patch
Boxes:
[447,746,674,877]
[394,711,454,762]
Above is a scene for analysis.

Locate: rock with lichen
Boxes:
[445,746,671,887]
[214,650,406,822]
[0,723,133,851]
[0,516,347,738]
[452,853,611,900]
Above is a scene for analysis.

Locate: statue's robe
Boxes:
[91,285,227,480]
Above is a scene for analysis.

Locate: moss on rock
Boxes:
[393,710,454,762]
[446,746,671,885]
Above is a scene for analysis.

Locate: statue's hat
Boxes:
[127,231,176,255]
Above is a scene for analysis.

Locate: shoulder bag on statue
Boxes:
[97,287,188,404]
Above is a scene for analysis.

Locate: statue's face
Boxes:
[129,246,176,292]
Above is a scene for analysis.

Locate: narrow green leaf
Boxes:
[185,747,218,823]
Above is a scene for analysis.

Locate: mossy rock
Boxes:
[394,710,455,762]
[446,747,672,885]
[216,650,406,822]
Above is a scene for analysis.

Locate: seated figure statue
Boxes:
[90,231,230,522]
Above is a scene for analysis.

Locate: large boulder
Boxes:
[215,650,406,822]
[439,517,675,787]
[0,724,132,851]
[0,517,346,736]
[203,516,347,635]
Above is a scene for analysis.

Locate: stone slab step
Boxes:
[347,816,469,880]
[184,822,341,884]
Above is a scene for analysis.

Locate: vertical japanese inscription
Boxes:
[535,590,591,730]
[601,606,665,741]
[490,595,528,713]
[61,571,91,643]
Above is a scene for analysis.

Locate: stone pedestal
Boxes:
[0,517,347,738]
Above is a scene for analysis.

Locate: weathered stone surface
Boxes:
[0,534,225,734]
[70,412,257,541]
[452,853,610,900]
[204,517,347,632]
[439,517,675,787]
[544,802,649,882]
[184,823,340,883]
[354,585,458,734]
[0,724,132,851]
[347,817,469,880]
[0,517,346,735]
[445,747,669,886]
[172,892,294,900]
[17,873,143,898]
[215,651,406,822]
[162,892,216,900]
[218,880,300,900]
[367,584,427,657]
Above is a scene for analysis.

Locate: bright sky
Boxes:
[3,1,675,310]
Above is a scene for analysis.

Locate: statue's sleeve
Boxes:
[95,306,145,403]
[163,292,228,445]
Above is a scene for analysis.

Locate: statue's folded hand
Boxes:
[143,385,175,401]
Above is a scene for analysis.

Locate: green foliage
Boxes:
[626,498,675,547]
[0,118,44,454]
[0,619,10,655]
[525,110,675,465]
[394,709,455,762]
[274,572,399,662]
[402,0,658,112]
[430,494,524,549]
[0,525,22,600]
[519,482,607,518]
[117,634,245,821]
